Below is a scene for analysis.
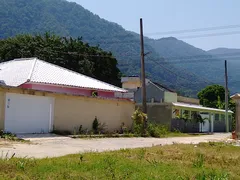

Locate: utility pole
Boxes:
[140,18,147,114]
[140,18,147,132]
[225,60,229,132]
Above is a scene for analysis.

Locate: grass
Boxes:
[0,131,29,143]
[0,142,239,179]
[70,132,201,139]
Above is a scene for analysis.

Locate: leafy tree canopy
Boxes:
[197,85,226,108]
[197,84,235,112]
[0,33,121,86]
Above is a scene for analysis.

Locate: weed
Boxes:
[146,158,159,167]
[79,154,84,163]
[137,148,147,160]
[16,160,25,170]
[0,131,24,141]
[195,170,229,180]
[193,153,204,168]
[1,151,15,161]
[103,156,118,180]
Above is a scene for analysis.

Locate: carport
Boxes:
[172,102,233,133]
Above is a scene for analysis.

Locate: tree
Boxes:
[0,33,121,86]
[198,84,236,130]
[197,85,226,108]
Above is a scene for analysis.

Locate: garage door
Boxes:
[4,93,54,134]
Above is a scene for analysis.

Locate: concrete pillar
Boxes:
[210,113,214,133]
[236,101,240,136]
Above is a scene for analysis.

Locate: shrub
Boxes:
[131,109,147,135]
[131,109,147,125]
[120,122,128,134]
[147,123,169,138]
[92,116,99,134]
[133,123,144,135]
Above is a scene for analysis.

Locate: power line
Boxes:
[176,31,240,39]
[145,24,240,35]
[79,30,240,45]
[146,56,208,86]
[162,56,240,65]
[157,52,240,61]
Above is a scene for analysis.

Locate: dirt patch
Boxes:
[0,139,13,148]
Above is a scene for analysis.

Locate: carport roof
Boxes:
[0,58,127,93]
[172,102,233,114]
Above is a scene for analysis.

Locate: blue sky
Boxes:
[69,0,240,50]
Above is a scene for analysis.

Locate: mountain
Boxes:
[147,37,225,83]
[0,0,234,96]
[208,48,240,94]
[208,48,240,56]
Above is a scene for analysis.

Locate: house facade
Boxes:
[122,76,233,133]
[0,58,134,134]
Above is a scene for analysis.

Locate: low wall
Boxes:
[137,103,172,128]
[0,86,135,133]
[54,95,135,133]
[171,119,200,133]
[0,91,5,130]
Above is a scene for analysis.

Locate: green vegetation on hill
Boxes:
[208,48,240,94]
[147,37,225,86]
[0,33,121,86]
[0,0,236,96]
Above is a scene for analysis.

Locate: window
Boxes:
[91,91,98,97]
[173,109,180,118]
[183,110,190,119]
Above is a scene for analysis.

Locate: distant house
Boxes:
[121,76,233,133]
[0,58,134,134]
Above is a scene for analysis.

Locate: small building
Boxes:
[0,58,135,134]
[122,76,233,133]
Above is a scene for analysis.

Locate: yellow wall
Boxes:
[164,92,177,103]
[122,81,141,89]
[0,87,135,132]
[177,96,199,105]
[54,95,135,132]
[0,91,5,130]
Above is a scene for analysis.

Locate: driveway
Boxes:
[0,133,231,158]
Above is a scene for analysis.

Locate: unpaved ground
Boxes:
[0,133,231,158]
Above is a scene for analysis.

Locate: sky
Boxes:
[69,0,240,50]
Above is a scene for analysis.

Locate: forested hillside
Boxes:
[0,0,236,96]
[208,48,240,94]
[146,37,225,85]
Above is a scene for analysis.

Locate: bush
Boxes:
[147,123,169,138]
[92,117,99,134]
[133,123,144,135]
[131,109,147,135]
[131,109,147,125]
[92,117,107,134]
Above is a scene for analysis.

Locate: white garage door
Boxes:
[4,93,54,134]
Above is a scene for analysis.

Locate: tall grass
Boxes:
[0,142,238,179]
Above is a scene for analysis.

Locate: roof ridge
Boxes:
[0,59,16,66]
[35,58,126,92]
[148,81,164,91]
[27,58,38,81]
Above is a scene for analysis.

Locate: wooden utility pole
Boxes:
[140,18,147,114]
[140,18,147,132]
[225,60,229,132]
